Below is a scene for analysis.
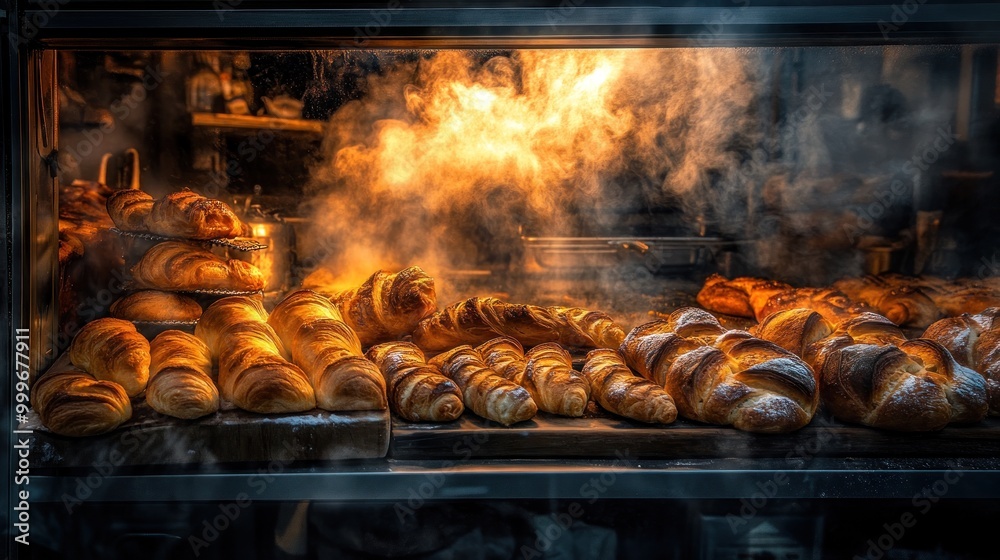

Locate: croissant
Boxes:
[148,188,246,239]
[196,296,316,414]
[106,189,153,232]
[521,343,592,417]
[923,308,1000,415]
[131,241,265,292]
[324,266,438,346]
[582,349,677,424]
[366,341,464,421]
[833,276,941,327]
[477,337,530,385]
[69,317,150,398]
[620,309,818,433]
[30,368,132,437]
[110,290,203,323]
[413,297,626,352]
[145,330,219,419]
[428,346,537,426]
[821,340,987,430]
[268,290,387,411]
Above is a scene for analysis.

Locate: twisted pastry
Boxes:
[697,275,872,324]
[131,241,265,292]
[69,317,150,398]
[923,308,1000,415]
[196,297,316,414]
[620,308,818,433]
[413,297,625,352]
[522,343,592,417]
[316,266,437,346]
[582,349,677,424]
[31,368,132,437]
[268,290,386,411]
[428,346,537,426]
[106,189,153,232]
[146,330,219,419]
[148,188,246,239]
[366,341,464,422]
[833,276,941,327]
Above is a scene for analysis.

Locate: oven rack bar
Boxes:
[29,458,1000,502]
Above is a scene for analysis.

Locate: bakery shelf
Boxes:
[190,112,325,134]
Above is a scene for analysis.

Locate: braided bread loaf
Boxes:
[753,308,988,430]
[366,341,464,422]
[619,308,818,433]
[923,308,1000,415]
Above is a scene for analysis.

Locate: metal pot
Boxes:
[239,204,292,294]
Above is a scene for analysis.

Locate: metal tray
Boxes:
[521,235,737,271]
[111,227,268,252]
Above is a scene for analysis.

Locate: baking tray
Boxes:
[521,235,739,272]
[111,227,268,252]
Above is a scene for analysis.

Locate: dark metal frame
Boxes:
[5,0,1000,526]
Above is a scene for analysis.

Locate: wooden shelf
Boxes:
[190,112,325,134]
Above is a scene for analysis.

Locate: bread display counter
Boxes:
[6,1,1000,558]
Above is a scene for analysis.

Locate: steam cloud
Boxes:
[302,48,763,290]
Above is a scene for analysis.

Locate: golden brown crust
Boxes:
[69,317,150,398]
[366,341,464,422]
[268,290,387,411]
[522,343,592,417]
[428,346,537,426]
[923,308,1000,415]
[412,297,626,352]
[131,241,265,292]
[327,266,438,346]
[619,309,818,433]
[196,297,316,413]
[698,275,872,325]
[146,330,219,419]
[833,276,941,327]
[820,340,987,430]
[106,189,154,232]
[148,188,246,239]
[582,349,677,424]
[31,368,132,437]
[110,290,203,323]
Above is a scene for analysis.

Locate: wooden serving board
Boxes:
[24,353,390,468]
[388,405,1000,460]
